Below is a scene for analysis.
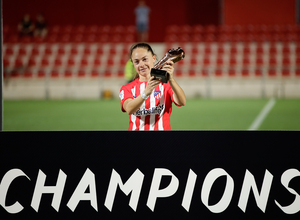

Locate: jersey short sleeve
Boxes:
[166,82,181,107]
[119,84,133,112]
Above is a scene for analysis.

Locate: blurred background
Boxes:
[2,0,300,130]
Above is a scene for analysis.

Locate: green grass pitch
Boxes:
[3,99,300,131]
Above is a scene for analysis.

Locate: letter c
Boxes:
[0,169,30,214]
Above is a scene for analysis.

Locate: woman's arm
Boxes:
[162,61,186,106]
[169,78,186,106]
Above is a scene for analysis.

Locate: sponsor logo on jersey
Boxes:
[134,104,164,116]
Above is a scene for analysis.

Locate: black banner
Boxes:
[1,131,300,219]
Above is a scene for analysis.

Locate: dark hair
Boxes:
[129,43,157,79]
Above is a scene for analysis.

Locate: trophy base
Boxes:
[150,69,168,83]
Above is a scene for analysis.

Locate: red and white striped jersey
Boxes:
[119,79,181,130]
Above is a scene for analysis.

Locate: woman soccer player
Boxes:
[119,43,186,130]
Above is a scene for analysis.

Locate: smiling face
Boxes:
[131,47,156,81]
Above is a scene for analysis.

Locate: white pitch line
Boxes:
[248,98,276,131]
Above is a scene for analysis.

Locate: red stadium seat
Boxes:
[229,46,238,55]
[41,57,50,67]
[91,70,100,77]
[241,69,250,77]
[71,34,84,43]
[268,69,277,77]
[62,25,73,34]
[54,57,63,67]
[83,46,92,55]
[96,46,104,55]
[93,57,102,67]
[77,70,86,77]
[242,46,251,55]
[229,57,237,67]
[57,46,66,55]
[178,34,190,43]
[295,57,300,67]
[203,57,210,67]
[190,34,202,43]
[180,25,192,34]
[37,70,46,78]
[255,57,264,67]
[31,47,40,56]
[98,34,109,43]
[109,45,117,55]
[166,25,180,34]
[215,69,223,77]
[86,25,99,34]
[281,69,290,77]
[49,25,61,34]
[124,34,135,43]
[255,69,262,77]
[23,70,33,78]
[84,34,97,43]
[216,57,224,67]
[70,46,79,55]
[17,47,27,56]
[80,58,89,68]
[242,57,251,67]
[5,46,14,56]
[228,69,236,76]
[44,46,53,55]
[20,36,32,43]
[269,46,277,55]
[59,34,71,43]
[73,25,86,34]
[218,25,232,35]
[67,57,75,68]
[3,58,10,68]
[190,58,198,67]
[112,25,124,34]
[46,34,58,43]
[64,70,73,77]
[117,69,124,78]
[7,34,19,43]
[104,70,112,77]
[205,25,217,35]
[51,70,60,78]
[268,57,278,67]
[191,47,199,54]
[98,26,111,34]
[124,25,135,34]
[217,45,225,55]
[106,57,114,67]
[255,45,264,55]
[188,69,196,77]
[119,57,128,66]
[191,23,203,34]
[164,34,178,43]
[14,57,24,68]
[282,57,290,67]
[28,57,37,68]
[282,45,291,55]
[204,45,212,54]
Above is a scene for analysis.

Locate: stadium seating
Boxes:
[2,24,300,79]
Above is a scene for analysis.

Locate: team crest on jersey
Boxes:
[154,91,161,99]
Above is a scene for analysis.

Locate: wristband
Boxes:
[141,90,149,100]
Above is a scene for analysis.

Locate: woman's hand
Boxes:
[162,60,174,81]
[144,76,161,96]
